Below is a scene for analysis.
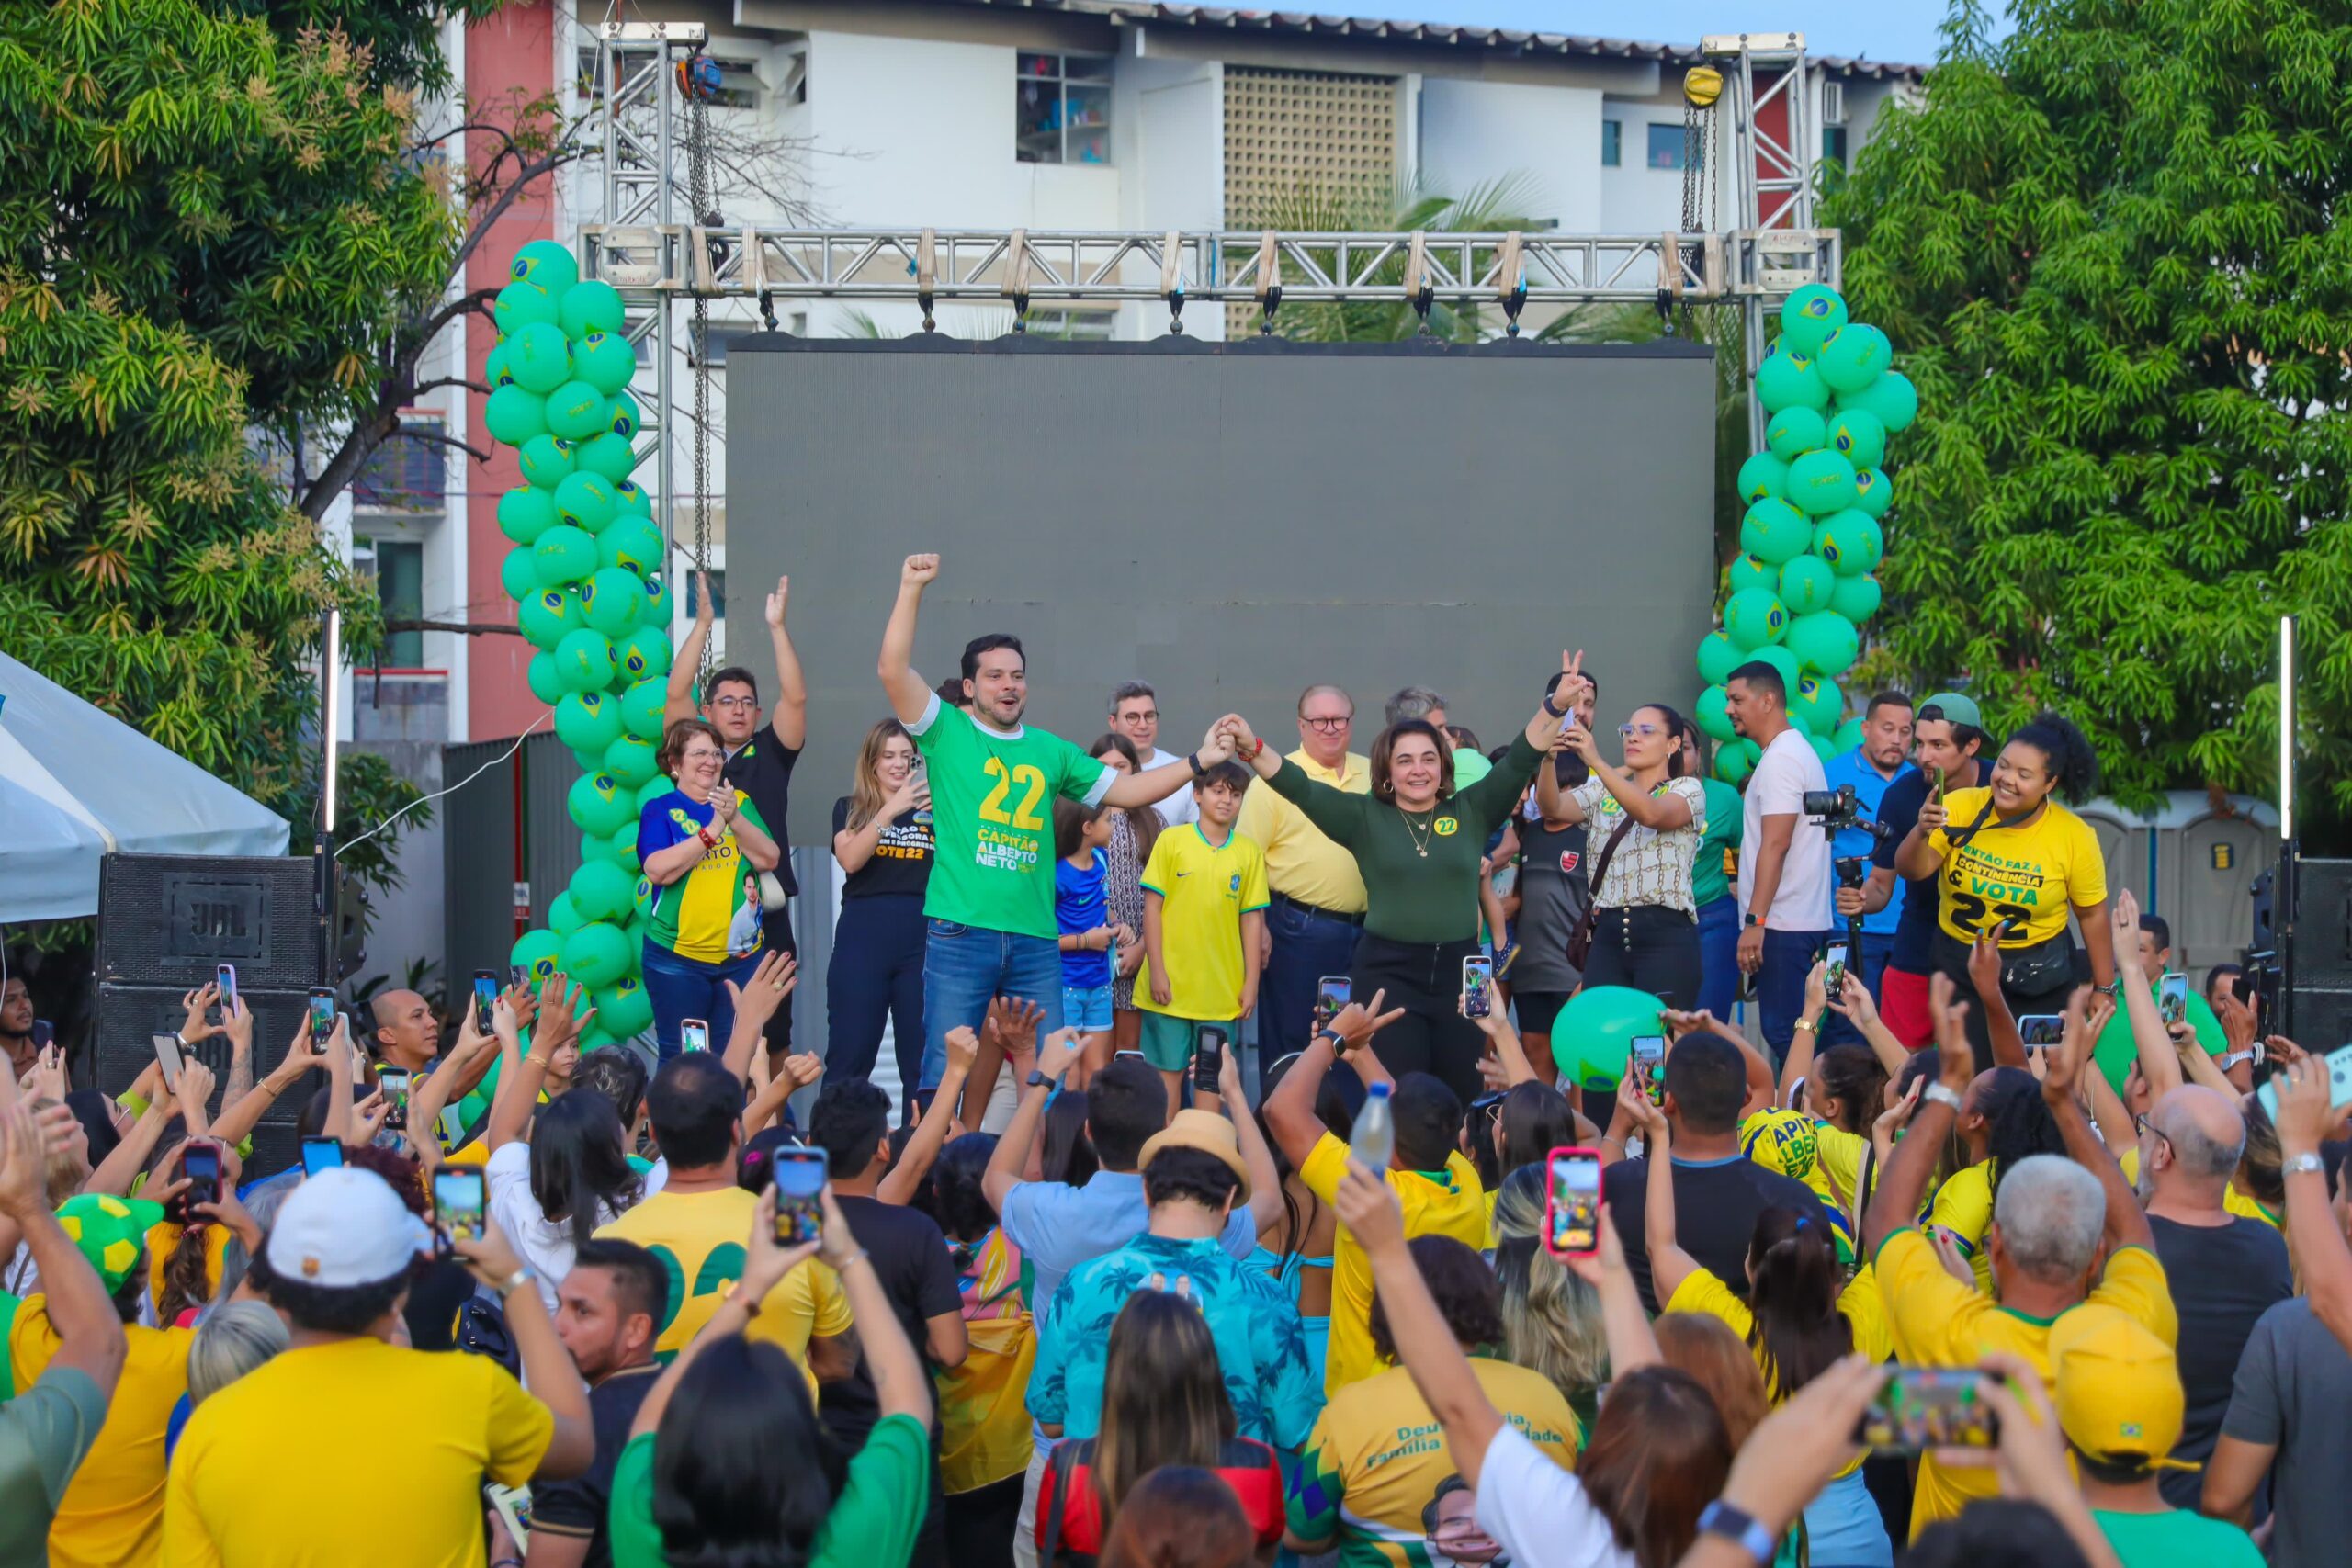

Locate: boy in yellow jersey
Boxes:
[1136,760,1269,1118]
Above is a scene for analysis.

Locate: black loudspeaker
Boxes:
[88,985,328,1180]
[2290,859,2352,993]
[96,854,321,992]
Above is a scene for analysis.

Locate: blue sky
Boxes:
[1341,3,1976,69]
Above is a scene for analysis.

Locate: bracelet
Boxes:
[1922,1081,1964,1111]
[725,1279,765,1316]
[1542,694,1568,719]
[829,1247,872,1272]
[2284,1152,2325,1178]
[696,826,717,848]
[1792,1019,1816,1034]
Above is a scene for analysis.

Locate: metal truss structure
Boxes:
[1704,30,1820,451]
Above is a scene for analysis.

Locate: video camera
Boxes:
[1803,784,1892,841]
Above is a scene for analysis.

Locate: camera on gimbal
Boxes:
[1803,784,1886,837]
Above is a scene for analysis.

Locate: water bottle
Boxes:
[1350,1082,1395,1172]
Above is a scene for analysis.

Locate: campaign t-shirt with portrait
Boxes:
[905,694,1111,940]
[831,796,933,901]
[635,788,772,964]
[1925,787,2108,947]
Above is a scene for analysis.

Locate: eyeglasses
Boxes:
[1301,716,1352,732]
[709,695,757,711]
[681,748,725,762]
[1618,722,1664,738]
[2133,1113,2171,1151]
[1120,710,1159,723]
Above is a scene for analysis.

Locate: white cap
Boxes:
[266,1166,434,1288]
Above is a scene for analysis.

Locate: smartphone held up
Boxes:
[1193,1024,1227,1093]
[1544,1147,1601,1258]
[434,1164,487,1248]
[772,1146,828,1247]
[1461,955,1495,1021]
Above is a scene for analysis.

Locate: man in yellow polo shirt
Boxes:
[1862,980,2177,1539]
[1234,682,1370,1084]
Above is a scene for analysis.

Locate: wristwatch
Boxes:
[1316,1025,1348,1052]
[1697,1500,1776,1563]
[1187,750,1208,779]
[1027,1067,1059,1089]
[2284,1152,2326,1178]
[1744,912,1761,928]
[1922,1081,1964,1111]
[1542,692,1569,719]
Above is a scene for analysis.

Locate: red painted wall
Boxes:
[465,0,557,741]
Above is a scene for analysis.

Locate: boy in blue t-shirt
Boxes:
[1053,796,1129,1083]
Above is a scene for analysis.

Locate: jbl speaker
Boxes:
[96,854,320,991]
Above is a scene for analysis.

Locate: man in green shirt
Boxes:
[877,554,1228,1102]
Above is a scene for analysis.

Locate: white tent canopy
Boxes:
[0,650,290,923]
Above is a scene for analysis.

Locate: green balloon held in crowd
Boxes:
[483,385,548,446]
[570,860,638,924]
[1838,369,1917,434]
[1740,498,1814,566]
[1815,323,1893,393]
[510,239,581,295]
[1829,406,1886,471]
[582,566,651,638]
[498,487,558,547]
[1829,572,1882,624]
[555,690,624,754]
[555,628,616,692]
[1766,406,1827,463]
[506,322,574,394]
[619,678,669,740]
[561,922,631,988]
[1727,553,1776,597]
[1736,452,1789,505]
[1784,611,1860,677]
[518,587,585,651]
[1554,986,1670,1082]
[554,472,618,535]
[1724,588,1788,651]
[1785,449,1860,516]
[604,733,659,788]
[544,379,612,443]
[1778,554,1837,615]
[576,333,637,396]
[494,279,561,336]
[1778,285,1849,355]
[518,434,575,489]
[1813,512,1884,578]
[616,626,672,684]
[1696,631,1742,687]
[1755,344,1831,414]
[1850,466,1893,520]
[558,276,626,339]
[1695,684,1733,742]
[533,525,600,590]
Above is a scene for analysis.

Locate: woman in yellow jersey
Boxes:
[639,719,784,1062]
[1894,712,2117,1066]
[1619,1077,1894,1568]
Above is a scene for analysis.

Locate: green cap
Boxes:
[1918,692,1982,730]
[55,1193,165,1293]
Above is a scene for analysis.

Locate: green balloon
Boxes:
[599,517,663,578]
[609,824,642,872]
[1793,674,1844,737]
[558,277,626,339]
[498,487,558,547]
[485,343,515,390]
[1736,451,1788,504]
[507,321,573,393]
[533,525,600,589]
[1747,644,1801,694]
[500,544,539,603]
[547,890,583,938]
[1727,553,1776,597]
[1786,450,1860,516]
[640,570,673,626]
[569,770,635,838]
[554,472,618,535]
[1766,406,1827,462]
[1813,512,1884,577]
[1829,573,1882,624]
[526,652,564,706]
[483,384,548,446]
[604,733,659,788]
[1815,323,1892,393]
[1838,370,1918,434]
[544,379,611,443]
[555,628,616,692]
[1716,737,1759,786]
[594,976,654,1042]
[2093,990,2224,1095]
[635,774,674,813]
[1808,732,1838,766]
[570,860,637,924]
[1778,285,1849,355]
[1779,554,1838,615]
[1851,466,1894,520]
[1695,684,1734,742]
[615,626,673,685]
[584,567,652,638]
[576,332,637,396]
[581,829,631,868]
[575,433,639,484]
[511,928,563,987]
[1740,498,1813,565]
[1784,611,1860,677]
[1828,407,1887,471]
[1696,631,1742,687]
[561,921,631,988]
[608,392,642,442]
[1724,588,1789,651]
[495,279,560,336]
[1556,986,1668,1080]
[510,240,580,295]
[1833,716,1865,750]
[619,678,669,740]
[518,434,575,489]
[612,479,652,516]
[570,744,608,774]
[555,689,625,754]
[518,586,584,650]
[1755,344,1830,413]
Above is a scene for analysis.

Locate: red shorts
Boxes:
[1878,965,1934,1049]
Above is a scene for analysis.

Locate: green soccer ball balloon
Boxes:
[1793,675,1844,737]
[518,434,575,489]
[1779,555,1838,615]
[1813,512,1884,577]
[616,626,672,685]
[1724,588,1789,651]
[1766,406,1827,463]
[1815,323,1893,394]
[1828,407,1887,472]
[511,240,581,295]
[1778,285,1849,355]
[1755,345,1831,413]
[1837,369,1917,434]
[483,385,548,446]
[608,392,642,443]
[1736,452,1789,505]
[576,332,637,396]
[1850,467,1893,520]
[494,279,561,336]
[498,487,558,547]
[613,479,652,516]
[554,472,618,536]
[1747,644,1801,694]
[561,922,631,988]
[1695,684,1734,742]
[1739,498,1814,566]
[1829,573,1882,624]
[570,860,637,924]
[1727,553,1776,597]
[555,628,616,692]
[587,567,655,639]
[619,678,668,740]
[1785,450,1860,516]
[574,433,639,485]
[599,517,663,578]
[1784,611,1860,677]
[485,343,515,390]
[500,544,539,603]
[526,652,565,706]
[594,977,654,1043]
[1696,631,1742,688]
[511,928,564,987]
[555,690,624,754]
[604,733,659,789]
[507,322,573,394]
[1717,737,1760,785]
[568,771,635,838]
[533,525,600,590]
[544,379,611,443]
[518,587,585,651]
[558,277,626,339]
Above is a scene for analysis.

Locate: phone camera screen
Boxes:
[435,1171,486,1242]
[1548,1154,1600,1253]
[1859,1370,1998,1450]
[773,1152,827,1245]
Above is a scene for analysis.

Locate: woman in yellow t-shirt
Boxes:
[1894,711,2117,1066]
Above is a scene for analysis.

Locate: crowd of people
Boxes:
[3,548,2347,1568]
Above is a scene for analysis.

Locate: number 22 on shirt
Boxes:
[979,757,1049,831]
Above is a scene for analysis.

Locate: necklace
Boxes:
[1400,806,1437,858]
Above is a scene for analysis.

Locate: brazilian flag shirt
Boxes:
[908,694,1111,939]
[636,787,769,964]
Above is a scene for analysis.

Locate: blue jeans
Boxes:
[1818,931,1898,1051]
[640,940,762,1064]
[1758,927,1832,1066]
[921,920,1063,1091]
[1260,896,1363,1089]
[1695,895,1740,1020]
[826,894,927,1115]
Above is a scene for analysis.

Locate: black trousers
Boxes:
[1350,931,1487,1105]
[1578,905,1703,1013]
[757,904,797,1053]
[1930,929,2081,1071]
[944,1472,1024,1568]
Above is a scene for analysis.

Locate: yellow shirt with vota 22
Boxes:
[1926,788,2106,947]
[907,694,1111,940]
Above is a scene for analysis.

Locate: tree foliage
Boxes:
[1826,0,2352,811]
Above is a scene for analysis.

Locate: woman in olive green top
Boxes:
[607,1186,932,1568]
[1218,655,1582,1100]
